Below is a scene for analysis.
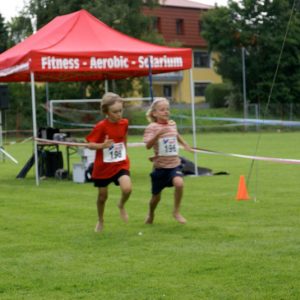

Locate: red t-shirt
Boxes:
[86,118,130,179]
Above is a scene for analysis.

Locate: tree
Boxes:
[6,83,33,130]
[85,0,163,44]
[202,0,300,107]
[0,14,8,53]
[7,16,33,47]
[24,0,91,29]
[22,0,162,43]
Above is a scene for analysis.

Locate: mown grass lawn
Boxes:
[1,131,300,299]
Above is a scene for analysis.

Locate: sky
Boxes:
[0,0,228,22]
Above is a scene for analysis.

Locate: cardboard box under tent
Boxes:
[72,148,95,183]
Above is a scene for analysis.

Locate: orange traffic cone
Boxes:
[236,175,250,201]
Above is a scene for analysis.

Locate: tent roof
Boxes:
[0,9,192,82]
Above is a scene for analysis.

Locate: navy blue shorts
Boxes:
[93,169,130,188]
[150,165,183,195]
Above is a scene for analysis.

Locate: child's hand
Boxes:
[102,135,114,148]
[183,143,193,153]
[177,133,193,153]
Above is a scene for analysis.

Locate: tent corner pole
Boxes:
[46,82,50,126]
[104,80,108,92]
[148,56,154,101]
[30,72,39,186]
[189,69,198,176]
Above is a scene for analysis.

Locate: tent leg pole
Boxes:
[189,69,198,176]
[46,82,50,126]
[30,72,39,186]
[50,100,53,127]
[148,56,154,101]
[104,80,108,93]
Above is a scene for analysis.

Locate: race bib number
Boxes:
[103,142,126,163]
[158,137,178,156]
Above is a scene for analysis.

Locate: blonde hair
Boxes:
[101,92,123,114]
[146,97,169,122]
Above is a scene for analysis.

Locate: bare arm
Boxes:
[86,135,113,150]
[145,128,168,149]
[177,134,193,152]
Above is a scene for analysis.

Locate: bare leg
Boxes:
[117,175,132,222]
[172,176,186,224]
[145,193,161,224]
[95,187,108,232]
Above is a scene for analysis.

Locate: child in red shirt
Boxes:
[86,92,131,233]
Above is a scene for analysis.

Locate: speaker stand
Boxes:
[0,147,18,164]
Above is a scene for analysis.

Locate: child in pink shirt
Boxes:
[143,98,192,225]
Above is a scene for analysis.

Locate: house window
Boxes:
[152,16,161,33]
[163,85,172,99]
[176,19,184,35]
[193,51,210,68]
[198,20,202,34]
[194,82,210,97]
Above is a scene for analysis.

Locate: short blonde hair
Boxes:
[101,92,123,114]
[146,97,169,122]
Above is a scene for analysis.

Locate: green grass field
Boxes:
[1,131,300,299]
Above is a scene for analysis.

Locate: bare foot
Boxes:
[173,213,187,224]
[118,205,129,223]
[95,221,103,233]
[145,214,154,224]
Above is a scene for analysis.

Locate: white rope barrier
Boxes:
[34,137,300,165]
[35,137,89,147]
[192,147,300,165]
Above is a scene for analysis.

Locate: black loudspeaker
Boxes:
[41,151,64,177]
[38,127,60,140]
[0,85,9,110]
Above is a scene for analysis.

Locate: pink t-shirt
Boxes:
[143,121,181,168]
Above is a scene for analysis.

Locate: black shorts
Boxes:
[150,165,183,195]
[93,169,130,188]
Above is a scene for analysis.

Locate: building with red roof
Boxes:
[143,0,222,103]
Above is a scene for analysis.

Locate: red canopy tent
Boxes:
[0,9,192,81]
[0,9,197,184]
